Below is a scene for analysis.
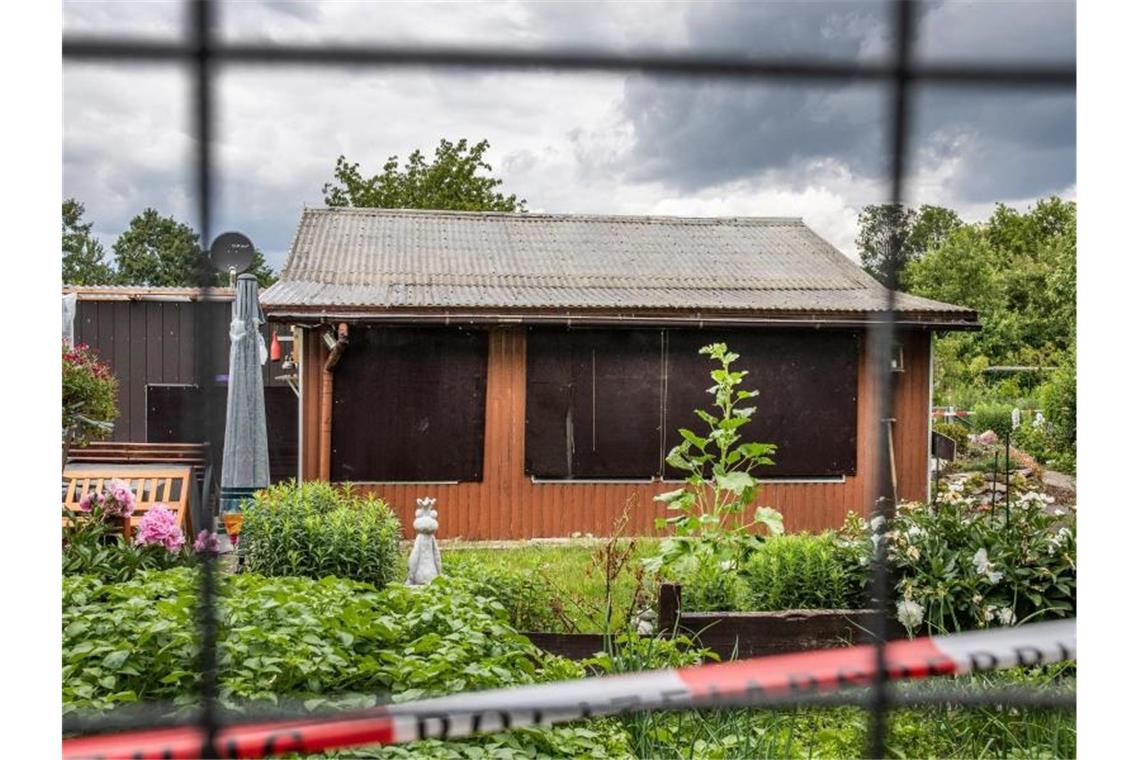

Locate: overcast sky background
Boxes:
[63,0,1075,271]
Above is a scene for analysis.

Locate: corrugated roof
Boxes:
[261,208,975,324]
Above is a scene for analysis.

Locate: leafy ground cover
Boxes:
[63,567,1073,760]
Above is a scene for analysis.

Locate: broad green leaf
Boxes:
[715,471,756,494]
[753,506,785,536]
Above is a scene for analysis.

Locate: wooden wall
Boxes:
[72,297,298,481]
[300,325,931,539]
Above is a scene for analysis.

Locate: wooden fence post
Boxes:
[658,583,681,637]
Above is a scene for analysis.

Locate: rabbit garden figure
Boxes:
[406,497,443,586]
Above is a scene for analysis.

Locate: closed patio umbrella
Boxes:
[219,273,269,543]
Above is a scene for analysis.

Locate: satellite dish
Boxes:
[209,231,256,275]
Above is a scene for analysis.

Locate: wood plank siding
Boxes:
[70,295,299,482]
[300,325,932,539]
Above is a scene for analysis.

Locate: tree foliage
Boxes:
[63,202,277,288]
[113,208,205,287]
[893,197,1077,458]
[856,203,962,285]
[322,138,525,212]
[62,199,115,285]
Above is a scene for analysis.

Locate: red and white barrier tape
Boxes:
[63,618,1075,760]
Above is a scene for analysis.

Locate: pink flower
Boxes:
[105,479,136,518]
[78,492,94,513]
[134,505,184,553]
[193,530,220,554]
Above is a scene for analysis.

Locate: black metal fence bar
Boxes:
[60,40,1075,88]
[61,0,1076,755]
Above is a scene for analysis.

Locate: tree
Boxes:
[903,197,1076,410]
[909,204,963,254]
[62,199,114,285]
[856,203,961,286]
[113,209,205,287]
[243,250,277,289]
[322,138,525,212]
[856,203,914,285]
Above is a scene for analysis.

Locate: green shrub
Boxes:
[971,403,1014,438]
[240,481,401,586]
[681,562,748,612]
[445,554,561,631]
[839,491,1076,634]
[740,533,866,611]
[62,341,118,446]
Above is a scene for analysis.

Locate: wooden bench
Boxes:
[63,468,193,541]
[67,443,215,533]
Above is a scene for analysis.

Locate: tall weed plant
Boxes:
[645,343,784,581]
[240,481,402,587]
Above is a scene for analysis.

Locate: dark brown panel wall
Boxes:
[330,325,488,482]
[302,327,933,539]
[72,297,296,481]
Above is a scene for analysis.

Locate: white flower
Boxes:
[997,607,1016,626]
[973,548,1003,583]
[897,600,924,630]
[983,605,996,622]
[972,548,991,574]
[906,545,921,561]
[906,526,925,541]
[1053,508,1065,516]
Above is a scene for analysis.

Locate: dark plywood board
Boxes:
[526,328,663,479]
[663,328,859,478]
[146,385,203,443]
[331,326,488,482]
[265,385,299,483]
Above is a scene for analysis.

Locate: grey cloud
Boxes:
[614,0,1074,203]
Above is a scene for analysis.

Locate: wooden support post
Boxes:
[319,365,333,481]
[659,583,682,637]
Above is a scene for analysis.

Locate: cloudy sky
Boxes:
[63,0,1075,271]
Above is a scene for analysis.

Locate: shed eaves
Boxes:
[260,208,975,323]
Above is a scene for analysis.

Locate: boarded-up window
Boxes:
[331,326,488,482]
[663,329,859,478]
[526,328,663,478]
[525,327,859,481]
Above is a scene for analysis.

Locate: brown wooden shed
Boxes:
[260,208,977,539]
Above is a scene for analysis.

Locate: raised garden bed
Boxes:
[524,584,901,661]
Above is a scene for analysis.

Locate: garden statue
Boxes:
[406,497,443,586]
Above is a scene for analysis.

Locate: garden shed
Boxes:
[260,208,977,539]
[62,285,299,483]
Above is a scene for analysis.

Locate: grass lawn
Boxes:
[436,537,661,633]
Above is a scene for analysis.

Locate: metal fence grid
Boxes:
[62,1,1076,757]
